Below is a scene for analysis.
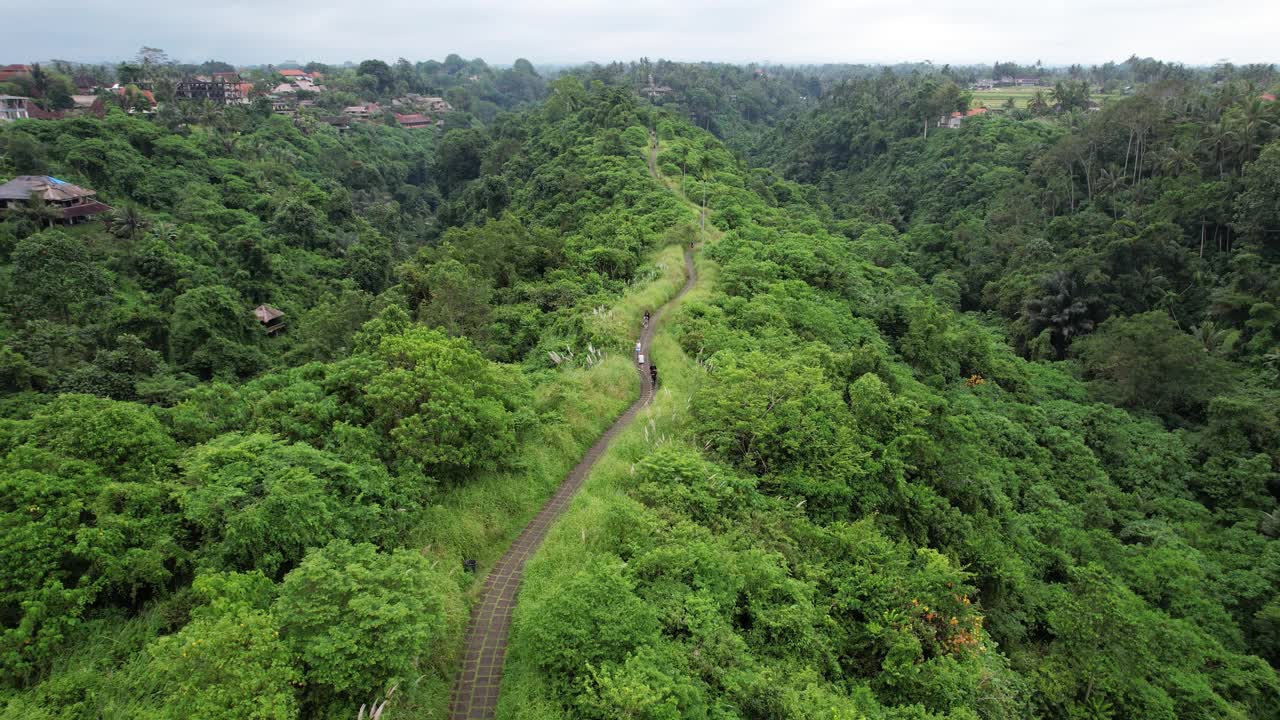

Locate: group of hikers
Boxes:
[638,310,658,389]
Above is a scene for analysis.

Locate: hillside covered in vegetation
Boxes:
[0,56,1278,720]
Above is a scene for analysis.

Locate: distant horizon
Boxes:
[9,55,1278,73]
[5,0,1277,70]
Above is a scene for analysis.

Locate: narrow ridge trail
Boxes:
[448,133,698,718]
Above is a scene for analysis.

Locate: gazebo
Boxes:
[253,304,286,334]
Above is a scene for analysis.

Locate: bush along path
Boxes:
[447,252,697,718]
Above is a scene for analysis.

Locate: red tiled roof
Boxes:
[62,200,111,219]
[0,64,32,81]
[26,104,64,120]
[1262,93,1277,102]
[396,113,432,127]
[279,69,307,77]
[114,87,157,105]
[966,107,988,116]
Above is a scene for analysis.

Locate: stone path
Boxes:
[447,239,697,719]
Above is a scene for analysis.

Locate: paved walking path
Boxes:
[447,206,697,717]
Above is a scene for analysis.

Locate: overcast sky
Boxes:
[6,0,1277,67]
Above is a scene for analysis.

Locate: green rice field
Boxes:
[971,85,1117,109]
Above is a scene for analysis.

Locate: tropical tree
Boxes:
[1027,90,1051,115]
[10,229,111,322]
[1073,310,1233,417]
[107,204,151,239]
[1023,270,1099,359]
[1232,97,1276,164]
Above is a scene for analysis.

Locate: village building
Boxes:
[272,75,325,96]
[112,85,158,112]
[0,95,31,121]
[292,77,323,93]
[26,104,68,120]
[0,64,31,82]
[389,94,450,113]
[174,79,245,104]
[0,175,112,224]
[343,102,381,119]
[395,112,435,129]
[253,305,286,334]
[641,74,673,101]
[278,69,323,83]
[18,95,107,121]
[937,107,988,129]
[212,71,242,83]
[318,115,353,133]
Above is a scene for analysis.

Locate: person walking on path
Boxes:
[642,310,651,328]
[649,362,658,388]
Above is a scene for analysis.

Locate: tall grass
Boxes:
[396,241,696,717]
[494,249,718,719]
[587,239,692,352]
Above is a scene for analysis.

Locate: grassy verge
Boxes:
[495,247,716,719]
[399,241,695,717]
[492,132,723,718]
[587,241,690,351]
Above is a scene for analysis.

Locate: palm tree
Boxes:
[1133,266,1171,308]
[1023,270,1097,359]
[196,99,226,132]
[1096,166,1125,219]
[1191,321,1237,355]
[1234,97,1276,165]
[1200,121,1238,179]
[1259,508,1280,538]
[1156,141,1197,177]
[26,63,52,104]
[696,151,715,242]
[1028,90,1050,115]
[149,221,179,243]
[107,205,150,240]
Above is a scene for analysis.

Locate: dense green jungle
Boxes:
[1,54,1279,720]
